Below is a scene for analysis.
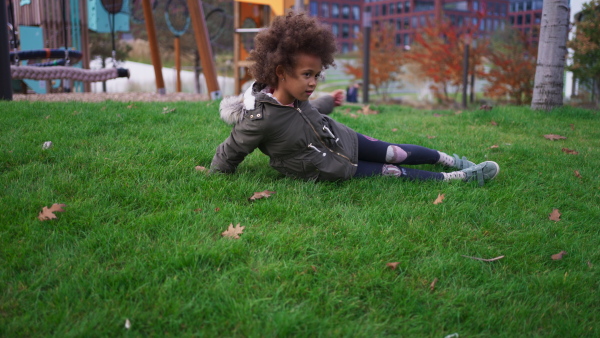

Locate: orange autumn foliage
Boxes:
[343,22,405,101]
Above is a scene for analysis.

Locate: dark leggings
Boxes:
[353,133,444,180]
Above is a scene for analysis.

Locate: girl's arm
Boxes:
[210,122,264,174]
[310,90,345,115]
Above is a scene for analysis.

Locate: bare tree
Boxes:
[531,0,570,110]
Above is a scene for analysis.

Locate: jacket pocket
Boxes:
[270,144,347,181]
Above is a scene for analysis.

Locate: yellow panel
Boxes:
[234,0,297,16]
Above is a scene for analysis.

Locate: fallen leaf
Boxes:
[127,104,135,109]
[344,108,350,114]
[311,265,317,272]
[587,261,593,268]
[562,148,578,155]
[193,208,203,212]
[461,255,505,262]
[45,115,50,119]
[38,203,67,221]
[162,107,176,114]
[551,251,567,260]
[42,141,53,149]
[569,124,575,130]
[489,144,499,149]
[359,105,378,115]
[349,113,358,118]
[391,128,398,132]
[549,208,561,221]
[427,135,436,139]
[433,193,445,205]
[101,106,106,111]
[215,207,220,212]
[221,223,245,239]
[195,166,207,172]
[479,104,492,110]
[249,190,276,201]
[430,278,439,291]
[386,262,400,270]
[490,120,498,126]
[454,110,463,115]
[574,170,582,178]
[543,134,567,141]
[433,113,443,117]
[72,110,80,115]
[124,318,131,330]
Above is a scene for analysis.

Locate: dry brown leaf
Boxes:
[391,128,398,132]
[349,113,358,118]
[359,105,379,115]
[461,255,505,262]
[249,190,276,201]
[215,207,220,212]
[221,223,245,239]
[311,265,317,272]
[433,113,443,117]
[193,208,203,212]
[45,115,51,119]
[454,110,463,115]
[569,124,575,130]
[543,134,567,141]
[587,261,593,268]
[574,170,582,178]
[195,166,207,172]
[490,120,498,126]
[38,203,67,221]
[562,148,578,155]
[433,193,445,205]
[427,135,436,139]
[344,108,350,114]
[549,208,561,221]
[489,144,499,149]
[386,262,400,270]
[127,104,135,109]
[479,104,492,110]
[430,278,439,291]
[551,251,567,260]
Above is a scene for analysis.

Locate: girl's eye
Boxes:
[303,73,311,78]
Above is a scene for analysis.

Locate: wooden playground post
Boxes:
[175,37,181,92]
[142,0,166,94]
[187,0,221,100]
[0,0,13,100]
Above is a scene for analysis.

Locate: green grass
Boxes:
[1,101,599,336]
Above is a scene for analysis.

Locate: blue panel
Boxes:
[88,0,130,33]
[19,26,46,94]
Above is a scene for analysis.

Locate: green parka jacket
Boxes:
[210,82,359,181]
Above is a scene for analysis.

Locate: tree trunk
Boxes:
[531,0,570,110]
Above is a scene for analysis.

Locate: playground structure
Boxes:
[232,0,306,95]
[2,0,224,100]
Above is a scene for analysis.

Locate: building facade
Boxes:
[309,0,544,51]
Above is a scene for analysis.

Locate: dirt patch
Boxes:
[13,92,209,102]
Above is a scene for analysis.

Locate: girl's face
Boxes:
[273,53,322,105]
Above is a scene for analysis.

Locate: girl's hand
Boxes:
[330,89,345,106]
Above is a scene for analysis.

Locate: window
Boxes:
[342,24,349,38]
[510,16,514,24]
[310,2,318,16]
[534,13,541,24]
[342,43,349,54]
[397,2,403,13]
[457,16,464,27]
[404,33,411,45]
[382,4,387,15]
[420,15,426,27]
[473,1,479,11]
[404,18,410,29]
[405,1,411,13]
[390,3,395,14]
[533,0,543,10]
[525,1,532,10]
[353,24,360,37]
[412,16,418,28]
[332,4,339,18]
[525,14,531,24]
[396,34,402,46]
[321,3,329,18]
[352,5,360,20]
[396,18,402,30]
[332,23,339,37]
[342,5,350,19]
[517,15,522,25]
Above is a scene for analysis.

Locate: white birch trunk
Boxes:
[531,0,570,110]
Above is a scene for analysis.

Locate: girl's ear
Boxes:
[275,65,285,80]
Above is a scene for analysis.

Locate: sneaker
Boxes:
[461,161,500,186]
[452,154,476,170]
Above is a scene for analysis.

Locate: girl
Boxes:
[211,12,499,186]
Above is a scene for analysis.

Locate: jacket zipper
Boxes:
[296,108,357,166]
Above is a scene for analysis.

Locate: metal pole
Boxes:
[462,43,469,109]
[187,0,221,100]
[362,11,371,104]
[1,0,13,100]
[295,0,304,11]
[142,0,166,94]
[175,37,181,92]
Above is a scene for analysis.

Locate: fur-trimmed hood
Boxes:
[219,82,275,125]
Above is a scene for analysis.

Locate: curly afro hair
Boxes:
[248,11,337,88]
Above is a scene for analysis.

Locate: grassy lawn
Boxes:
[1,100,599,336]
